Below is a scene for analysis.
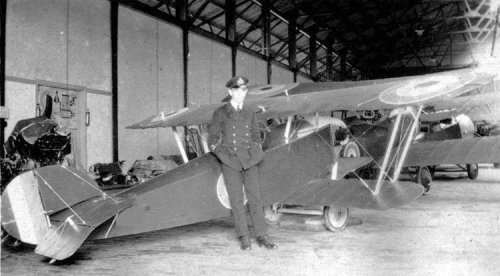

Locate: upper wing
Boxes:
[128,68,494,129]
[421,90,500,122]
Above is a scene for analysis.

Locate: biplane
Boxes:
[2,68,500,263]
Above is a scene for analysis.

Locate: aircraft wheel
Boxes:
[264,204,282,225]
[417,166,432,195]
[324,206,348,232]
[467,164,479,180]
[494,163,500,169]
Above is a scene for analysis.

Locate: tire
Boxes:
[467,164,479,180]
[417,166,432,195]
[494,163,500,169]
[264,205,282,225]
[324,206,348,232]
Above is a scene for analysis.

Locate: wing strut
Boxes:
[391,105,423,182]
[374,108,404,194]
[284,115,293,144]
[197,125,210,153]
[172,126,189,163]
[373,106,423,195]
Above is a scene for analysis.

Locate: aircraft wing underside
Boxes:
[281,178,424,210]
[404,136,500,167]
[336,157,373,179]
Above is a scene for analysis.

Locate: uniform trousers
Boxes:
[221,163,267,238]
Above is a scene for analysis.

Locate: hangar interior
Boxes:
[1,1,500,274]
[1,0,499,170]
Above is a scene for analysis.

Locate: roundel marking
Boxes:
[216,174,247,209]
[379,72,475,105]
[343,141,360,158]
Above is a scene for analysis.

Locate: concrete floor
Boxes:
[2,165,499,276]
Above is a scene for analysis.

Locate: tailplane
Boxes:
[1,165,133,261]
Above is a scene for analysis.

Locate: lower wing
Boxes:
[280,178,424,210]
[404,136,500,167]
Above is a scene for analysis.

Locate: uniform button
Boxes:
[246,133,249,136]
[246,125,249,128]
[233,126,235,129]
[233,134,236,136]
[234,147,237,151]
[233,140,236,143]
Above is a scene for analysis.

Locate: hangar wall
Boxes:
[4,0,111,168]
[271,64,294,84]
[117,7,184,164]
[4,1,310,167]
[188,33,231,104]
[236,52,267,86]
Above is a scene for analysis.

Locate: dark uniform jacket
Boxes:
[209,102,264,171]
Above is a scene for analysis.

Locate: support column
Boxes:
[288,9,297,82]
[309,27,317,80]
[0,0,7,142]
[262,0,271,84]
[225,0,237,76]
[340,47,347,81]
[491,6,499,57]
[326,35,334,81]
[176,0,188,107]
[111,0,118,161]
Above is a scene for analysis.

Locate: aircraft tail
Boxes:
[34,194,133,261]
[1,165,133,261]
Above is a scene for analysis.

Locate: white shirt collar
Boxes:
[230,101,243,110]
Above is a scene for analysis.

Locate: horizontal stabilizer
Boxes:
[281,178,423,210]
[34,165,103,214]
[336,157,373,179]
[1,166,103,245]
[35,195,133,261]
[404,136,500,167]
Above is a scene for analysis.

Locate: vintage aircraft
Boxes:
[339,110,493,195]
[2,68,500,263]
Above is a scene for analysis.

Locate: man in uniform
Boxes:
[209,76,277,251]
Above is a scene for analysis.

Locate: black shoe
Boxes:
[256,235,277,249]
[239,236,251,251]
